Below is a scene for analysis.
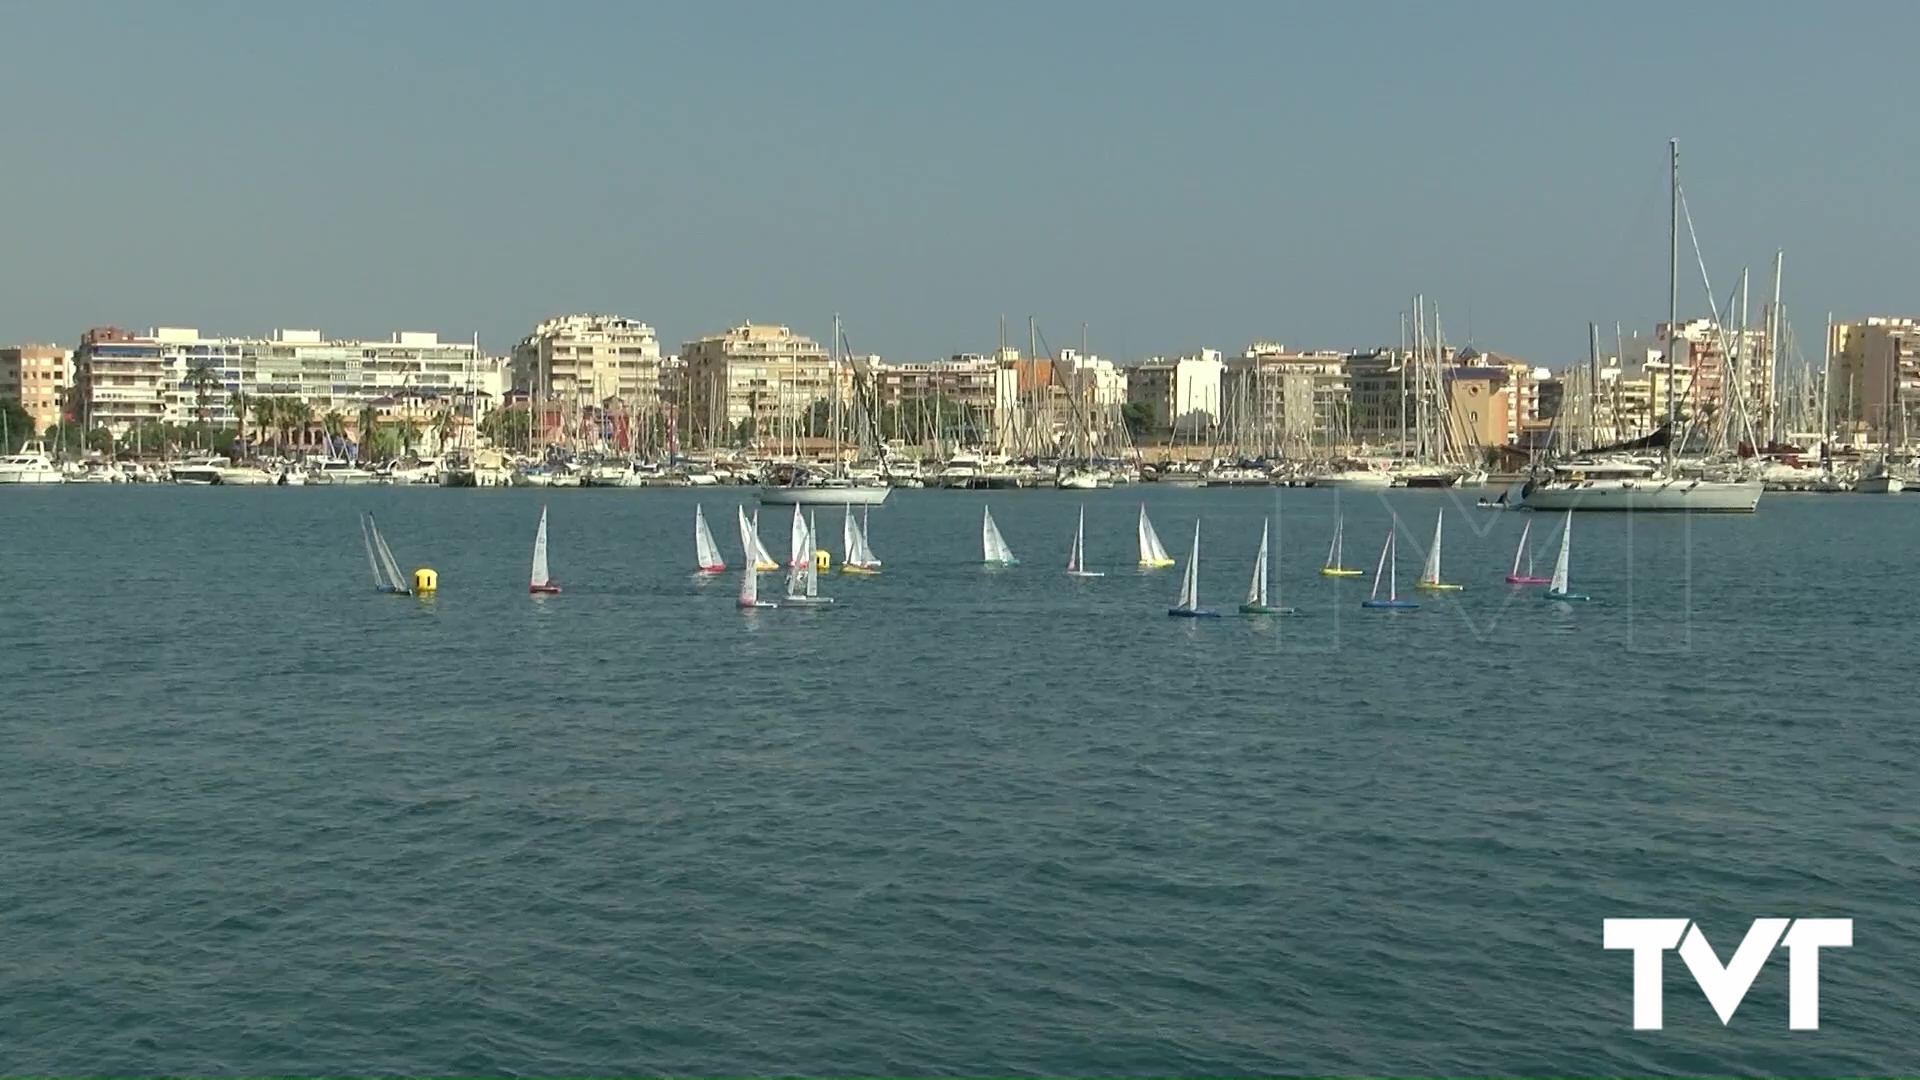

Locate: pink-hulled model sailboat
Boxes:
[1505,517,1551,585]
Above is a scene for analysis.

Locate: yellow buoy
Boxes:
[814,548,831,574]
[413,567,438,594]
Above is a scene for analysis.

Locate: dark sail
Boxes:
[1575,422,1672,457]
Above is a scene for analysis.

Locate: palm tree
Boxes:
[397,419,421,455]
[187,361,220,448]
[355,404,379,454]
[321,410,347,458]
[279,399,314,455]
[249,396,279,455]
[431,409,454,453]
[228,390,253,452]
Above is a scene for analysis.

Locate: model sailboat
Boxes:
[737,506,776,609]
[1321,514,1363,576]
[1066,504,1104,577]
[1544,511,1590,602]
[1506,518,1550,585]
[1361,526,1418,610]
[784,512,835,605]
[841,505,882,574]
[1167,520,1221,618]
[982,505,1018,566]
[1137,504,1176,568]
[786,504,809,570]
[748,508,778,571]
[1416,510,1463,591]
[694,504,726,573]
[1240,517,1295,615]
[359,512,412,595]
[528,504,562,594]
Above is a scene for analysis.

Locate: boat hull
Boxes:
[1417,582,1464,592]
[1361,599,1418,610]
[1857,475,1906,495]
[1066,570,1105,578]
[738,599,778,609]
[1239,603,1296,615]
[1545,591,1591,602]
[1167,608,1221,618]
[782,595,836,606]
[1519,479,1763,512]
[529,584,562,595]
[1320,568,1364,577]
[0,470,66,484]
[1506,575,1552,585]
[758,485,891,506]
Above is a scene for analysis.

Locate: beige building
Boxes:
[1,344,73,436]
[871,354,1012,418]
[513,314,662,406]
[1827,317,1920,446]
[1222,348,1347,450]
[682,322,843,445]
[1126,350,1224,438]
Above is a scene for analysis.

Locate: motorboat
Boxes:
[1518,457,1762,513]
[0,442,65,484]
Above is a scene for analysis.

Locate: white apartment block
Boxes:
[512,314,662,405]
[1054,349,1128,408]
[77,325,505,435]
[1127,349,1225,434]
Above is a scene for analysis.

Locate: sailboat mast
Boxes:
[1587,322,1601,450]
[1768,249,1784,444]
[1667,138,1680,446]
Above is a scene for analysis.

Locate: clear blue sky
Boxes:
[2,2,1912,368]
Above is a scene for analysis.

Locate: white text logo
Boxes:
[1603,918,1852,1030]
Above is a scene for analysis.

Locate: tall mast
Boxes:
[1822,311,1834,447]
[1768,249,1784,443]
[1736,266,1749,452]
[1588,322,1601,450]
[1667,138,1680,444]
[1398,310,1408,456]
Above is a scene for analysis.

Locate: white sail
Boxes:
[1370,528,1393,601]
[1421,511,1444,584]
[788,505,808,568]
[369,514,406,593]
[736,508,762,605]
[1175,520,1201,609]
[804,512,822,597]
[1550,512,1573,594]
[694,504,724,571]
[1325,515,1343,570]
[1069,505,1085,571]
[982,506,1015,565]
[1246,518,1269,607]
[1138,504,1173,565]
[1511,518,1533,576]
[844,506,880,568]
[359,513,383,588]
[530,505,551,588]
[749,508,777,569]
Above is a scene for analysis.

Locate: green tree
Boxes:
[1,398,33,452]
[397,419,421,455]
[355,405,379,452]
[279,399,314,454]
[431,409,454,452]
[249,397,280,453]
[1121,401,1155,439]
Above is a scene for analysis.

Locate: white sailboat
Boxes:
[737,506,776,609]
[1506,517,1551,585]
[982,505,1018,566]
[359,512,412,595]
[694,503,726,573]
[1137,503,1176,568]
[1416,510,1463,591]
[1066,504,1104,577]
[841,505,882,574]
[529,504,561,594]
[787,504,809,569]
[784,512,835,605]
[1240,516,1295,615]
[748,507,779,571]
[1167,520,1219,617]
[1320,514,1362,576]
[1361,524,1418,610]
[1545,511,1590,602]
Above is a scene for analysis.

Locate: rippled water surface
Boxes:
[3,485,1915,1076]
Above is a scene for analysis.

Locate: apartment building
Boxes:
[512,314,663,405]
[0,344,73,435]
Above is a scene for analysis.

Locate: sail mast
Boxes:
[1667,138,1680,452]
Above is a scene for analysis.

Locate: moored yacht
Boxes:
[0,441,64,484]
[1518,457,1763,513]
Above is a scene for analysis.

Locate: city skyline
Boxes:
[4,3,1917,366]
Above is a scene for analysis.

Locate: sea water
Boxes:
[2,486,1913,1076]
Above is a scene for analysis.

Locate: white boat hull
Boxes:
[1520,478,1763,513]
[1856,475,1906,495]
[757,485,891,506]
[1315,472,1394,489]
[0,468,65,484]
[217,468,276,486]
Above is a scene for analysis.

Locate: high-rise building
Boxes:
[682,322,842,445]
[512,314,663,405]
[1827,317,1920,447]
[1222,346,1346,451]
[0,344,73,436]
[1126,350,1224,438]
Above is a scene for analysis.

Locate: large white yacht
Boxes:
[1518,457,1763,513]
[170,456,228,485]
[0,441,64,484]
[308,457,383,485]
